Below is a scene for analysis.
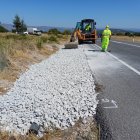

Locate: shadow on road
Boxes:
[88,50,101,52]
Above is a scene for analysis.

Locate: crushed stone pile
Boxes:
[0,48,98,134]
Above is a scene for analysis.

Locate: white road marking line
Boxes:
[103,100,118,109]
[111,40,140,48]
[101,98,118,109]
[101,98,110,103]
[95,44,140,76]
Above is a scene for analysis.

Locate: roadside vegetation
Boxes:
[111,31,140,43]
[111,35,140,43]
[111,30,140,43]
[0,31,70,95]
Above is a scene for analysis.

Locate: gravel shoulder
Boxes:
[0,46,98,138]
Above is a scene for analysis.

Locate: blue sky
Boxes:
[0,0,140,29]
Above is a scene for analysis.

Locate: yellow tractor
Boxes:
[70,19,97,44]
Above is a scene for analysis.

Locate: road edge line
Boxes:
[95,44,140,76]
[111,40,140,48]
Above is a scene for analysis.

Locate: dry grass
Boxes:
[0,118,98,140]
[0,33,69,93]
[112,35,140,43]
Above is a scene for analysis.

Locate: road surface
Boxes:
[83,39,140,140]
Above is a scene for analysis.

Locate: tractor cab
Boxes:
[75,22,81,30]
[81,19,96,33]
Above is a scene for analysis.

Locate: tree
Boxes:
[63,30,71,35]
[48,28,61,35]
[125,32,131,36]
[20,19,27,32]
[134,32,140,36]
[116,32,124,36]
[13,15,21,33]
[13,15,27,33]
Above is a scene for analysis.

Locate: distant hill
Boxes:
[0,25,8,32]
[0,23,13,31]
[126,28,140,32]
[97,28,135,35]
[0,23,73,32]
[0,23,139,33]
[35,26,73,32]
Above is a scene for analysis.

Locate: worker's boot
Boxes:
[101,45,106,52]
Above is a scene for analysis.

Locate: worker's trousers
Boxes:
[102,37,110,51]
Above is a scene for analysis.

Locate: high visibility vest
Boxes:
[85,25,91,31]
[102,29,111,37]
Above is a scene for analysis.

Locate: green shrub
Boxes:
[48,28,61,35]
[56,34,63,38]
[134,32,140,36]
[0,39,11,70]
[63,30,71,35]
[36,38,43,49]
[17,34,28,40]
[48,35,58,43]
[36,36,48,49]
[5,34,28,40]
[5,34,16,40]
[40,36,48,43]
[116,32,125,36]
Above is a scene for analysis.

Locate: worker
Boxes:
[85,23,91,31]
[101,25,112,52]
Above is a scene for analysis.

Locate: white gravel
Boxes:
[0,48,98,134]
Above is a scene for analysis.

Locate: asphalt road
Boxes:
[83,40,140,140]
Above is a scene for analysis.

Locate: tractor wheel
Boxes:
[78,39,83,45]
[92,40,96,44]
